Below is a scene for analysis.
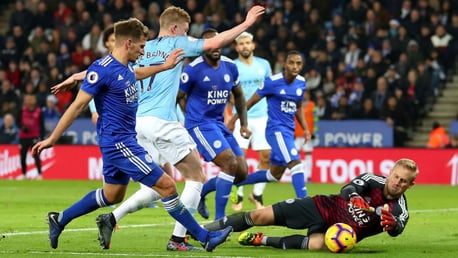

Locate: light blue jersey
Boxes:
[259,73,306,132]
[135,36,204,121]
[81,54,138,147]
[234,56,271,118]
[180,55,239,128]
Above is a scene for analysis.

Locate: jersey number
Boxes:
[138,63,159,93]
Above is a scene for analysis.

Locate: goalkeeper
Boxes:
[204,158,418,250]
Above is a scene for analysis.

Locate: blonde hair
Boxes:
[159,6,191,29]
[235,31,254,43]
[394,158,419,180]
[114,18,148,43]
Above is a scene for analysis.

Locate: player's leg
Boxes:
[18,138,30,178]
[48,159,129,249]
[231,120,251,210]
[248,116,271,209]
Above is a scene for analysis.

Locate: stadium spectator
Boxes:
[18,93,44,180]
[427,121,450,148]
[204,158,419,251]
[32,1,54,31]
[371,76,390,112]
[0,113,19,144]
[315,94,332,120]
[349,97,380,120]
[9,0,34,35]
[380,96,410,147]
[445,134,458,148]
[0,79,19,117]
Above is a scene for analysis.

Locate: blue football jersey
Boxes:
[135,36,204,121]
[80,54,138,147]
[258,73,306,131]
[234,56,271,118]
[180,56,239,128]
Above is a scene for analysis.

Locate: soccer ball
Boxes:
[324,223,357,253]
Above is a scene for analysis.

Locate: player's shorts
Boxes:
[294,137,314,152]
[100,137,164,187]
[136,116,196,166]
[266,129,300,167]
[188,122,243,162]
[272,197,326,235]
[233,117,271,150]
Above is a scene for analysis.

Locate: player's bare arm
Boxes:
[51,71,87,94]
[232,86,251,139]
[229,92,262,126]
[202,5,265,50]
[177,90,187,113]
[31,90,93,157]
[134,48,184,80]
[295,100,311,145]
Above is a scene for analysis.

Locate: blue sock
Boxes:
[201,177,217,198]
[162,193,208,243]
[291,164,307,198]
[214,172,235,220]
[236,170,269,187]
[60,189,110,226]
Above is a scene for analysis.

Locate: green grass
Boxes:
[0,180,457,257]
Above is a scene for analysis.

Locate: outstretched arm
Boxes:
[134,48,184,80]
[51,71,87,94]
[31,90,93,157]
[202,6,265,50]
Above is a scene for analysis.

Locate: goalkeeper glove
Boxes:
[380,204,397,231]
[349,193,374,212]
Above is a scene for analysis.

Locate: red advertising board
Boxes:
[1,145,457,185]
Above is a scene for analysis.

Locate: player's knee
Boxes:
[307,234,325,250]
[155,176,177,196]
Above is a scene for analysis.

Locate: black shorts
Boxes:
[272,197,327,235]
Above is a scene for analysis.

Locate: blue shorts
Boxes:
[100,138,164,187]
[266,129,300,167]
[187,122,243,162]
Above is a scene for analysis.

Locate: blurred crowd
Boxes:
[0,0,457,147]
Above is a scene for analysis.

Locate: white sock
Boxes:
[253,182,266,196]
[237,185,244,197]
[305,154,313,179]
[171,180,203,238]
[112,184,161,222]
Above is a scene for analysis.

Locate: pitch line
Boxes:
[2,207,458,237]
[2,251,257,258]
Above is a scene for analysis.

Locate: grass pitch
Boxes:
[0,180,457,257]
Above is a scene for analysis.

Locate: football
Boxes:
[324,223,357,253]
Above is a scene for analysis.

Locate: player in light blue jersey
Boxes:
[230,31,272,211]
[31,18,232,252]
[229,50,311,199]
[97,5,266,252]
[177,28,250,220]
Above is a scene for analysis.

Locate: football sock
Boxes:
[266,235,309,249]
[200,176,216,199]
[60,188,111,226]
[112,184,161,222]
[253,182,267,196]
[204,211,253,232]
[291,164,307,198]
[172,180,203,238]
[162,193,207,243]
[214,172,235,219]
[235,169,275,186]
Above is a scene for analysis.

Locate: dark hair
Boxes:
[200,28,218,38]
[102,25,114,44]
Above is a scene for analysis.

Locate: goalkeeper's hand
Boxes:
[349,193,374,212]
[380,204,397,231]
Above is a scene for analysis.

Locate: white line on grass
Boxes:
[3,207,458,238]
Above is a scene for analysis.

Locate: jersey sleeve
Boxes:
[179,65,195,94]
[340,173,379,200]
[80,63,107,97]
[256,77,272,98]
[262,58,272,77]
[388,196,409,237]
[175,36,204,57]
[231,63,240,89]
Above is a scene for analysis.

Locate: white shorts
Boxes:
[294,137,314,153]
[234,117,271,150]
[136,116,196,166]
